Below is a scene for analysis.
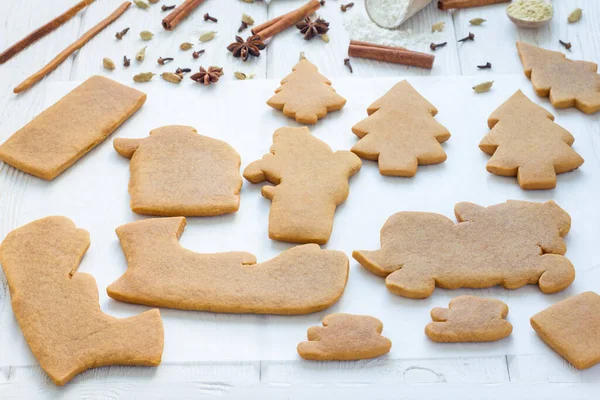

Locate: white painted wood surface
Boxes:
[1,0,599,398]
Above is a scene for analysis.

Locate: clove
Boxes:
[123,55,131,67]
[344,58,353,73]
[320,0,326,5]
[192,50,205,59]
[175,67,192,78]
[162,4,175,11]
[115,27,129,40]
[458,32,475,42]
[477,62,492,69]
[157,56,174,65]
[430,42,447,51]
[341,2,354,12]
[238,21,248,32]
[559,40,572,50]
[204,13,218,22]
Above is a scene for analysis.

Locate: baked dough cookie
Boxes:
[267,58,346,124]
[531,291,600,369]
[107,217,349,314]
[114,125,241,216]
[351,80,451,177]
[0,216,163,386]
[353,200,575,299]
[517,41,600,114]
[0,76,146,180]
[425,296,512,342]
[480,90,584,190]
[297,314,392,360]
[243,126,361,244]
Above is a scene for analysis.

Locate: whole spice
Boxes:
[344,58,353,73]
[157,56,174,65]
[320,0,326,5]
[136,46,147,61]
[162,0,207,31]
[103,57,115,70]
[238,22,249,32]
[133,0,149,9]
[234,71,247,80]
[568,8,582,23]
[227,35,266,61]
[431,22,445,32]
[458,32,475,42]
[175,67,191,78]
[477,62,492,69]
[161,72,182,83]
[133,72,155,82]
[469,18,486,25]
[148,0,159,3]
[252,0,321,39]
[204,13,218,22]
[140,31,154,40]
[340,2,354,12]
[473,81,494,93]
[162,4,175,11]
[180,42,194,50]
[320,33,330,43]
[242,13,254,25]
[190,66,223,85]
[430,42,447,51]
[349,40,435,69]
[192,49,205,59]
[199,31,216,42]
[559,40,572,50]
[123,55,131,67]
[115,27,130,40]
[296,16,329,40]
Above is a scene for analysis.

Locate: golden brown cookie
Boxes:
[351,80,451,177]
[243,126,361,244]
[517,41,600,114]
[0,216,163,386]
[267,58,346,124]
[531,291,600,369]
[107,217,349,314]
[297,313,392,360]
[480,90,584,190]
[353,200,575,299]
[425,296,512,342]
[114,125,241,216]
[0,76,146,180]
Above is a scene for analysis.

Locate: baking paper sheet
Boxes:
[1,74,600,366]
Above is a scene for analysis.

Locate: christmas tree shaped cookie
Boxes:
[517,41,600,114]
[267,58,346,124]
[480,90,584,189]
[351,80,451,177]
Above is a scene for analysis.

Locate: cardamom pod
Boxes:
[161,72,183,83]
[473,81,494,93]
[180,42,194,51]
[568,8,582,23]
[469,18,486,26]
[140,31,154,41]
[241,13,254,25]
[247,73,256,79]
[148,0,159,3]
[136,46,147,62]
[234,71,247,80]
[240,0,255,3]
[133,0,149,9]
[199,31,216,42]
[102,57,115,70]
[320,33,330,43]
[431,22,445,32]
[133,72,155,82]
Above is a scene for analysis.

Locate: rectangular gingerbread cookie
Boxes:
[0,75,146,180]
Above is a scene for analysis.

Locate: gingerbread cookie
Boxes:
[480,90,584,190]
[243,126,361,244]
[107,217,349,314]
[531,291,600,369]
[425,296,512,342]
[0,76,146,180]
[353,200,575,299]
[267,58,346,124]
[351,80,451,177]
[517,41,600,114]
[297,314,392,360]
[114,125,242,216]
[0,217,163,386]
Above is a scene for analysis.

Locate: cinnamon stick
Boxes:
[14,2,131,94]
[0,0,95,64]
[254,0,321,40]
[162,0,206,31]
[348,41,434,69]
[438,0,509,10]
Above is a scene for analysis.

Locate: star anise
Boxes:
[190,66,223,85]
[227,35,266,62]
[296,16,329,40]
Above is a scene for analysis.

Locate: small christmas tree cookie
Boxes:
[480,90,584,190]
[351,80,451,177]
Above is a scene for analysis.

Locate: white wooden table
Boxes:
[1,0,599,398]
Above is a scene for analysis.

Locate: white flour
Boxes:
[365,0,410,28]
